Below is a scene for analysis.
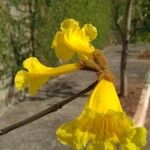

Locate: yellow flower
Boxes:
[51,19,97,61]
[15,57,80,95]
[56,80,147,150]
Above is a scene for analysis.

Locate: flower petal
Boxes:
[27,73,50,95]
[82,24,97,41]
[52,19,96,61]
[51,32,75,61]
[56,110,132,150]
[56,80,147,149]
[15,69,50,95]
[23,57,52,74]
[87,79,123,113]
[120,139,137,150]
[15,57,81,94]
[61,19,79,31]
[63,28,94,55]
[87,141,115,150]
[131,127,147,147]
[15,70,29,90]
[57,108,146,150]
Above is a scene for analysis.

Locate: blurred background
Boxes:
[0,0,149,150]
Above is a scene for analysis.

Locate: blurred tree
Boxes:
[111,0,149,97]
[111,0,134,97]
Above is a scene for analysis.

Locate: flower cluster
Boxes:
[15,19,147,150]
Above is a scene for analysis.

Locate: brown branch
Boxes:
[0,80,98,135]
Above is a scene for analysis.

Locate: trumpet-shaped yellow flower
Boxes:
[51,19,97,61]
[15,57,80,95]
[56,80,147,150]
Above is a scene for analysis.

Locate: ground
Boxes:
[0,44,149,150]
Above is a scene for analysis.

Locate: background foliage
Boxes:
[131,0,150,42]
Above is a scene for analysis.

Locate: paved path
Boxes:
[0,44,149,150]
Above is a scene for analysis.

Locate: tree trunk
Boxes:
[120,0,134,96]
[120,41,128,96]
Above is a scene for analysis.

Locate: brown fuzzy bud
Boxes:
[93,49,108,71]
[99,70,115,82]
